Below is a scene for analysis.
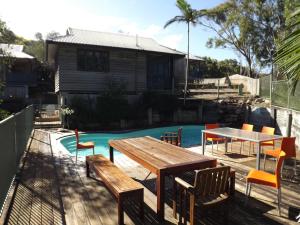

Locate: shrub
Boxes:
[0,108,10,121]
[141,92,179,115]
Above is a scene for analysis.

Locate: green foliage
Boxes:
[194,57,240,78]
[275,5,300,94]
[0,108,10,121]
[141,92,179,115]
[96,94,130,124]
[69,96,92,127]
[201,0,290,77]
[0,19,17,44]
[23,39,44,62]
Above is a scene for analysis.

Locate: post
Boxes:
[287,113,292,137]
[217,79,220,99]
[201,131,205,155]
[270,50,274,105]
[156,170,165,221]
[256,142,262,170]
[272,107,277,129]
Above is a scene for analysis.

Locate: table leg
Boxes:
[157,170,165,221]
[225,138,228,153]
[256,142,261,170]
[109,146,114,162]
[202,131,205,155]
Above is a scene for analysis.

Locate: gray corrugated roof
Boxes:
[47,28,184,55]
[0,44,34,59]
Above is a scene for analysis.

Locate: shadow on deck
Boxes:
[2,130,300,225]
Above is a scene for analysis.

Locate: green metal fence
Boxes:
[0,105,34,214]
[259,75,271,99]
[260,76,300,111]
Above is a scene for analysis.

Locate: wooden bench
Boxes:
[86,154,144,225]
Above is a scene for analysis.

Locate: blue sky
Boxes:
[0,0,238,61]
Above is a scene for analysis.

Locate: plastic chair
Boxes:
[231,123,254,154]
[264,137,297,176]
[75,129,95,164]
[246,151,286,216]
[249,126,275,156]
[204,124,226,154]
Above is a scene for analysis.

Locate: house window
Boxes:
[77,49,109,72]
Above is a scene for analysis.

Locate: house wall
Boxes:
[56,45,147,93]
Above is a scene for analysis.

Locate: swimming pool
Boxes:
[60,125,204,158]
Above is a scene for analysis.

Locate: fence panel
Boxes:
[0,105,33,214]
[259,75,271,99]
[272,81,289,108]
[289,83,300,111]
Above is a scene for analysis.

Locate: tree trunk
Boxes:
[245,56,253,78]
[184,22,190,105]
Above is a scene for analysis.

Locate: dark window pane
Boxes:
[77,49,109,72]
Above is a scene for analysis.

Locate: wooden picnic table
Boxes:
[108,136,217,221]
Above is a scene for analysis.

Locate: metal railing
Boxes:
[0,105,34,214]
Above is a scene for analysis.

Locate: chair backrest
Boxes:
[205,124,220,139]
[75,129,79,145]
[193,166,231,197]
[261,126,275,135]
[275,151,286,188]
[281,137,296,158]
[242,123,254,131]
[161,127,182,146]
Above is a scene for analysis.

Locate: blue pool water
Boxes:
[60,125,204,158]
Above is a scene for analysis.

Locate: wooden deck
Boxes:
[2,129,300,225]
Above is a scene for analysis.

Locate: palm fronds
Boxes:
[275,6,300,94]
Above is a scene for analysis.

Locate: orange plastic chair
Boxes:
[264,137,297,176]
[231,123,254,154]
[75,129,95,163]
[246,151,286,216]
[249,126,275,156]
[204,124,226,154]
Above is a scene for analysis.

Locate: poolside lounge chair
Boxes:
[75,129,95,164]
[173,166,233,225]
[246,151,286,216]
[264,137,297,176]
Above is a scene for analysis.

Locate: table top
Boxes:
[109,136,216,174]
[202,127,282,143]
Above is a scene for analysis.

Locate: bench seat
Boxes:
[86,154,144,225]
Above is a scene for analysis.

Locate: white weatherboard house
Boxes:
[46,28,187,105]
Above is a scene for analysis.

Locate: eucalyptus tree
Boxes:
[164,0,200,104]
[275,6,300,94]
[201,0,286,77]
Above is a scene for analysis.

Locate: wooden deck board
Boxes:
[2,130,300,225]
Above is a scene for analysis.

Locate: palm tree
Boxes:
[164,0,199,104]
[275,6,300,94]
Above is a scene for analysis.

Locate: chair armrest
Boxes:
[175,177,194,191]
